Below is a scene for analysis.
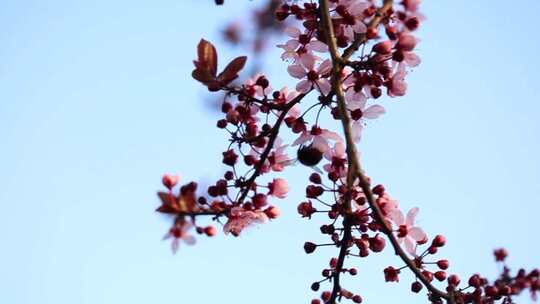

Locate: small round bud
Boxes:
[437,259,449,270]
[434,271,447,282]
[204,226,217,237]
[309,173,322,184]
[264,206,281,219]
[162,174,180,189]
[304,242,317,254]
[411,281,423,293]
[448,274,460,286]
[372,184,385,196]
[432,235,446,247]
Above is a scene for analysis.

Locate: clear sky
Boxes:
[1,1,539,303]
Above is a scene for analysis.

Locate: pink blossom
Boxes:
[245,74,273,98]
[163,221,196,254]
[389,207,428,255]
[338,1,369,40]
[251,137,292,172]
[287,59,332,95]
[277,26,327,63]
[323,141,347,177]
[376,193,400,218]
[388,64,408,97]
[292,125,343,153]
[268,178,289,199]
[274,86,299,105]
[349,99,386,142]
[223,207,268,236]
[269,139,293,172]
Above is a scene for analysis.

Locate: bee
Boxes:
[296,144,324,174]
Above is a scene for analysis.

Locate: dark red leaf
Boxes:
[217,56,247,85]
[197,39,218,77]
[192,69,216,84]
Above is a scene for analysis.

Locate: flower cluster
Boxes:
[154,1,538,303]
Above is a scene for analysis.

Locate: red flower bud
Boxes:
[434,271,447,281]
[372,41,393,55]
[411,281,423,293]
[437,259,449,270]
[162,174,180,189]
[304,242,317,254]
[432,235,446,247]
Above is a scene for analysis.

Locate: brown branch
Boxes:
[318,1,358,302]
[318,0,452,303]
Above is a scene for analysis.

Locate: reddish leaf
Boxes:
[192,69,216,84]
[156,191,199,214]
[217,56,247,85]
[197,39,218,77]
[156,192,179,214]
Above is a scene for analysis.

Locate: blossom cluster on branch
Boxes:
[154,1,539,303]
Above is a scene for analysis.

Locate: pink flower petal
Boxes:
[312,136,329,152]
[183,234,196,245]
[351,121,364,142]
[389,209,405,225]
[287,64,306,79]
[285,26,301,38]
[300,54,316,71]
[363,104,386,119]
[317,59,332,75]
[307,40,328,52]
[171,238,180,254]
[404,52,421,67]
[316,78,331,95]
[404,237,416,255]
[296,79,312,93]
[292,132,311,146]
[409,227,427,242]
[406,207,419,227]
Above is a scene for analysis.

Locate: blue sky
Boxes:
[1,1,539,303]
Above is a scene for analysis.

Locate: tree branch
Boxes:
[318,0,452,302]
